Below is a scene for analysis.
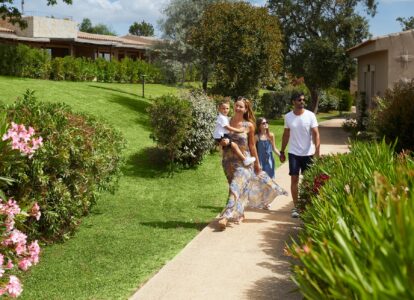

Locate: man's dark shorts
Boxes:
[288,153,313,176]
[215,133,232,149]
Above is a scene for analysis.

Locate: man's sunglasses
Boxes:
[295,98,305,102]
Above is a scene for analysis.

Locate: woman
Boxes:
[218,97,287,230]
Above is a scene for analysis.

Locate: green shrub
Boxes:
[317,90,339,112]
[175,90,216,166]
[291,141,414,299]
[1,90,125,241]
[148,94,193,165]
[0,44,51,79]
[260,91,291,119]
[329,88,354,112]
[375,80,414,152]
[148,91,216,167]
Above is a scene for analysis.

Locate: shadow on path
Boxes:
[245,203,302,300]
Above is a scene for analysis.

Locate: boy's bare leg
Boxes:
[230,142,246,161]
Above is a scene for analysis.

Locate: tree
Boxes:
[129,20,154,36]
[396,16,414,31]
[79,18,92,32]
[78,18,116,36]
[268,0,377,112]
[190,2,283,98]
[0,0,72,28]
[158,0,234,88]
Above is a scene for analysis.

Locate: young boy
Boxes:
[213,99,256,166]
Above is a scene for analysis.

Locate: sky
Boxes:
[21,0,414,38]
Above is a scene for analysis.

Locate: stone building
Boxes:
[0,16,161,61]
[347,29,414,109]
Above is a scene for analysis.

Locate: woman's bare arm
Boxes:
[247,122,261,174]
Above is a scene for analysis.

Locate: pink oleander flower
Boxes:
[6,275,22,298]
[28,241,40,264]
[15,243,27,256]
[30,202,41,221]
[2,122,43,158]
[9,230,27,246]
[0,268,4,278]
[18,258,32,271]
[6,260,14,269]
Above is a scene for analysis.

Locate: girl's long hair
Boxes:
[256,117,270,137]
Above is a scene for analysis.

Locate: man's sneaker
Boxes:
[243,156,256,166]
[291,208,300,218]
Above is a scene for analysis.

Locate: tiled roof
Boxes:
[0,27,15,33]
[78,31,159,47]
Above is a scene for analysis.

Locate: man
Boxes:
[280,92,320,218]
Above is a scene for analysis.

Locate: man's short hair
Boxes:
[291,92,304,101]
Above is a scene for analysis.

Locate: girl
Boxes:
[255,117,281,179]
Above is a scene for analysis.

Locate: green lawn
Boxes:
[0,76,231,299]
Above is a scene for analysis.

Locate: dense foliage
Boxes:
[0,44,161,83]
[268,0,376,112]
[190,2,283,98]
[260,91,293,119]
[79,18,116,36]
[148,91,216,167]
[374,80,414,152]
[292,141,414,299]
[129,20,154,36]
[1,91,125,241]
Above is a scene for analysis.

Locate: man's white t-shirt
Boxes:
[213,113,230,139]
[284,109,318,156]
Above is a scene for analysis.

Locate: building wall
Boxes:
[357,50,388,108]
[385,31,414,88]
[15,16,77,38]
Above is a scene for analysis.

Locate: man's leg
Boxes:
[288,153,301,218]
[290,175,299,207]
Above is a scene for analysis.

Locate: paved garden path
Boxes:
[130,117,350,300]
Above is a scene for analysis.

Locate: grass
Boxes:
[0,76,230,299]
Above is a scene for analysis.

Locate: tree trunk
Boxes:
[309,88,319,114]
[181,63,186,86]
[201,61,209,91]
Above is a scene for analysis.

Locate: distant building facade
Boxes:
[347,29,414,109]
[0,16,161,61]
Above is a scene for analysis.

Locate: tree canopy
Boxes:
[191,2,283,98]
[0,0,72,28]
[79,18,116,36]
[268,0,378,112]
[158,0,235,88]
[396,16,414,31]
[129,20,154,36]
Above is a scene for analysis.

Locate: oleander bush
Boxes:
[1,90,126,241]
[148,91,216,168]
[291,141,414,299]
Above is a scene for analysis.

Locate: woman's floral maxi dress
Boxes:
[220,122,287,221]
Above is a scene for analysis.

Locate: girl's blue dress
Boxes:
[257,139,275,178]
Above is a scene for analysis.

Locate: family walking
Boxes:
[214,93,320,230]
